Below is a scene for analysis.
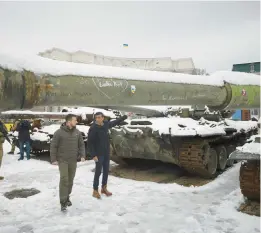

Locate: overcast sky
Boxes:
[0,1,259,73]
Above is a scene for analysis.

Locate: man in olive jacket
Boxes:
[50,114,86,211]
[88,112,127,199]
[0,120,8,180]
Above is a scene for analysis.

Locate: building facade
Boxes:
[232,62,260,75]
[38,48,197,74]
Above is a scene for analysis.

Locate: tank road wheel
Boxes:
[225,145,236,167]
[215,145,228,171]
[206,148,218,176]
[240,161,260,201]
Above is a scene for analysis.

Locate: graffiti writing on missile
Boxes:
[98,80,124,88]
[162,95,187,101]
[46,92,92,97]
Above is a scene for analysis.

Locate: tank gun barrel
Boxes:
[0,56,260,111]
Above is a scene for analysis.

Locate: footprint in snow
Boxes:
[18,224,34,233]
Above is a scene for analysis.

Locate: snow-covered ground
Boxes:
[0,142,260,233]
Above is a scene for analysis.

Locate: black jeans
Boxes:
[93,156,110,190]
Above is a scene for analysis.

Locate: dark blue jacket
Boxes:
[88,116,127,158]
[16,120,31,142]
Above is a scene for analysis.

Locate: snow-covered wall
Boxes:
[38,48,195,74]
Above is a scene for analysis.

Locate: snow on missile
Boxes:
[0,52,259,86]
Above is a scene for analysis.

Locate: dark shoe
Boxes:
[18,157,24,161]
[7,152,14,154]
[27,158,30,160]
[101,185,112,196]
[61,203,67,211]
[0,176,4,180]
[66,198,72,207]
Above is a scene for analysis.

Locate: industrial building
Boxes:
[38,48,197,75]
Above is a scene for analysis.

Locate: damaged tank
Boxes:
[109,108,259,178]
[0,54,260,178]
[228,134,260,201]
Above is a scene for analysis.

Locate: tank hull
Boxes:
[110,119,258,178]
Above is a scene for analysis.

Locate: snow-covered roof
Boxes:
[38,47,195,73]
[0,53,260,86]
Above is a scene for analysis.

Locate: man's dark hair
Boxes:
[65,114,77,122]
[94,112,104,117]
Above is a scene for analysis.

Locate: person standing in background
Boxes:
[88,112,127,199]
[16,120,31,161]
[0,120,8,180]
[50,114,86,211]
[7,120,20,155]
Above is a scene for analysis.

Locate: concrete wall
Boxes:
[38,48,195,74]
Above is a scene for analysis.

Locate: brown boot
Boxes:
[0,176,4,180]
[101,185,112,196]
[92,189,101,199]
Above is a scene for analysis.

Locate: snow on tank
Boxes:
[224,119,258,133]
[32,124,90,140]
[229,135,260,161]
[121,116,258,137]
[126,116,226,137]
[236,139,260,155]
[61,106,116,119]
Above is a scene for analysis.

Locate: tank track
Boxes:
[178,138,219,178]
[240,160,260,201]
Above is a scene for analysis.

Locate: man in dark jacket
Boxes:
[88,112,127,199]
[16,120,31,161]
[50,114,86,211]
